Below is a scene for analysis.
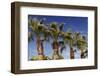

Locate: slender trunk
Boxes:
[70,47,74,59]
[80,49,84,58]
[52,41,60,60]
[36,37,44,60]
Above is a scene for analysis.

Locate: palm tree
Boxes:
[61,28,75,59]
[73,32,88,58]
[66,32,74,59]
[28,17,47,60]
[49,22,64,60]
[77,35,87,58]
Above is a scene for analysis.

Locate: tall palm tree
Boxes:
[49,22,64,60]
[77,35,87,58]
[73,32,87,58]
[61,28,75,59]
[65,32,74,59]
[28,17,47,60]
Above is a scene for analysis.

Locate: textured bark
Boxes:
[70,47,74,59]
[80,49,84,58]
[37,37,44,60]
[52,42,60,60]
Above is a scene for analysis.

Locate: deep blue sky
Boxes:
[28,15,88,60]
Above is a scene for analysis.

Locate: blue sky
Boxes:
[28,15,88,60]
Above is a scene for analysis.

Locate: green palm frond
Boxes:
[59,23,64,31]
[42,29,51,42]
[28,31,34,42]
[49,22,60,41]
[50,22,57,30]
[77,35,87,50]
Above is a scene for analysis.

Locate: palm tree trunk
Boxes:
[70,47,74,59]
[52,41,60,60]
[36,37,44,60]
[80,49,84,58]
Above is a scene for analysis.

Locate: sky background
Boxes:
[28,15,88,60]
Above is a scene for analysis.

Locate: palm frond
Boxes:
[50,22,58,30]
[28,31,34,42]
[59,41,66,53]
[59,23,64,31]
